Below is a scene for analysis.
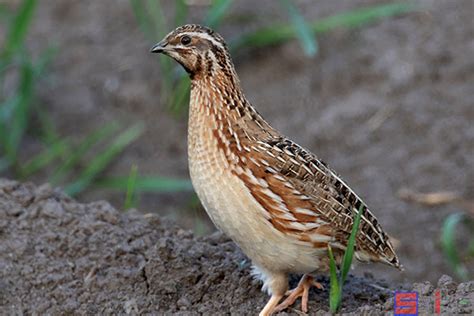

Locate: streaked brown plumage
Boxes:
[151,24,401,315]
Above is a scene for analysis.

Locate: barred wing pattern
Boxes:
[238,135,400,268]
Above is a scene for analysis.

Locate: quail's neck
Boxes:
[190,66,247,115]
[189,67,277,141]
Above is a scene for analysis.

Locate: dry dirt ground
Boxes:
[6,0,474,285]
[1,179,473,315]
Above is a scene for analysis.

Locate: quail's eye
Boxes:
[181,35,191,45]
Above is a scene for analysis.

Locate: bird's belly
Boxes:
[188,129,323,273]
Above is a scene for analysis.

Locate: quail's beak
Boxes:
[150,40,168,54]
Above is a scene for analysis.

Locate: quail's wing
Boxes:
[237,135,400,268]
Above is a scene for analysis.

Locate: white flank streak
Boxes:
[273,174,286,182]
[284,182,294,189]
[310,234,333,242]
[294,207,316,216]
[245,168,260,185]
[234,166,244,174]
[287,221,315,231]
[233,132,242,151]
[284,149,294,156]
[257,141,270,148]
[309,162,325,174]
[251,146,261,153]
[279,211,297,221]
[254,119,263,129]
[266,167,277,174]
[249,156,261,167]
[259,159,270,166]
[289,158,299,165]
[302,164,314,175]
[276,156,286,163]
[300,222,320,230]
[258,178,269,188]
[262,188,283,203]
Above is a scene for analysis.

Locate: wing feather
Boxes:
[249,137,401,268]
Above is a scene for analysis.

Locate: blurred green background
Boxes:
[0,0,472,283]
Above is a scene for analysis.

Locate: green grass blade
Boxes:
[95,176,193,193]
[169,75,190,115]
[146,0,176,104]
[328,203,364,313]
[174,0,188,26]
[0,157,10,172]
[130,0,182,110]
[6,60,34,167]
[1,0,37,63]
[146,0,167,39]
[205,0,233,29]
[16,102,71,178]
[468,238,474,257]
[441,213,469,280]
[130,0,154,38]
[328,245,341,313]
[0,96,21,154]
[231,2,415,52]
[64,123,145,196]
[0,3,11,21]
[340,204,364,282]
[124,164,138,210]
[0,95,20,122]
[278,0,317,57]
[20,138,69,178]
[312,2,415,33]
[33,46,57,77]
[34,104,67,147]
[50,122,120,185]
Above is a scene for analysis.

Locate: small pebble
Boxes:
[413,281,433,296]
[124,298,139,315]
[437,275,457,293]
[177,297,191,309]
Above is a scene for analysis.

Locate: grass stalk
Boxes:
[231,2,415,52]
[124,164,139,210]
[328,203,364,313]
[441,213,472,280]
[64,123,144,196]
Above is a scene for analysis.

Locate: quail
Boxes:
[151,24,401,315]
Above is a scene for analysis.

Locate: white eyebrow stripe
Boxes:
[182,32,224,49]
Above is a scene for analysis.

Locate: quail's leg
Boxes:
[259,294,284,316]
[254,267,288,316]
[274,274,323,313]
